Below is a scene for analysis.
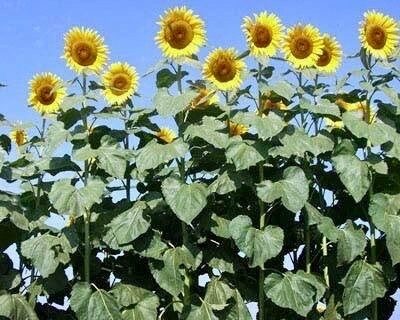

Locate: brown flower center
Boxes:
[316,48,332,67]
[212,56,236,83]
[366,25,387,49]
[15,130,26,146]
[71,41,97,66]
[37,85,56,105]
[252,24,272,48]
[291,36,313,59]
[165,20,194,49]
[111,74,130,96]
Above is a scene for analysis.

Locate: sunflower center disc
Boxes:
[72,42,97,66]
[291,36,313,59]
[165,20,194,49]
[252,25,272,48]
[15,131,25,145]
[111,75,129,95]
[367,25,387,49]
[212,58,236,82]
[37,85,56,105]
[316,48,332,67]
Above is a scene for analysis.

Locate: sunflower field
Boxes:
[1,6,400,320]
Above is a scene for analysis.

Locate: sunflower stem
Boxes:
[176,64,191,311]
[81,73,91,283]
[257,62,266,320]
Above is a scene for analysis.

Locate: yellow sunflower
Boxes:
[190,86,218,109]
[259,96,288,116]
[228,121,248,136]
[63,27,108,74]
[324,118,344,129]
[282,24,324,69]
[316,34,342,74]
[359,11,399,59]
[203,48,246,91]
[156,127,176,144]
[155,6,206,59]
[10,128,27,146]
[242,11,283,59]
[335,98,365,112]
[102,62,139,106]
[28,73,66,114]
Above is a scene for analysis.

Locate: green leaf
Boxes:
[210,214,231,239]
[136,139,188,171]
[337,221,367,266]
[162,176,209,224]
[43,121,70,156]
[0,293,39,320]
[110,283,159,320]
[49,177,105,217]
[234,112,286,140]
[21,233,73,277]
[204,279,234,310]
[229,215,283,268]
[332,154,371,202]
[149,247,195,297]
[70,282,92,320]
[226,140,264,171]
[88,289,123,320]
[270,129,334,158]
[153,88,197,116]
[220,289,252,320]
[186,303,218,320]
[369,193,400,265]
[257,166,309,213]
[184,117,229,149]
[264,270,326,317]
[103,201,150,249]
[156,68,186,88]
[300,98,341,117]
[341,260,387,315]
[267,81,295,100]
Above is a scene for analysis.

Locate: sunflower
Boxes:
[190,86,218,109]
[282,24,324,69]
[228,121,248,136]
[28,73,66,114]
[259,96,288,116]
[102,62,139,106]
[203,48,246,91]
[156,127,176,144]
[155,6,206,59]
[335,98,365,112]
[359,11,399,59]
[316,34,342,74]
[63,27,108,74]
[10,128,27,146]
[242,12,283,59]
[324,118,344,129]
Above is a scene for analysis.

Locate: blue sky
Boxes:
[0,0,399,318]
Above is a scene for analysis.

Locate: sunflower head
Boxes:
[156,127,176,144]
[259,95,288,116]
[10,128,27,146]
[335,98,365,112]
[190,86,218,109]
[203,48,246,91]
[228,121,248,136]
[242,12,283,59]
[316,34,342,74]
[28,73,66,114]
[359,11,399,59]
[63,27,108,74]
[155,6,206,59]
[102,62,139,106]
[282,24,324,69]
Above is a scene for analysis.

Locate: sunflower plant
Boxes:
[0,7,400,320]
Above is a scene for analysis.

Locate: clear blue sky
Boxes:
[0,1,399,319]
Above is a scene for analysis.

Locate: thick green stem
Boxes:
[322,236,329,287]
[81,73,91,283]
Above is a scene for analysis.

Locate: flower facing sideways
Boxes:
[156,127,176,144]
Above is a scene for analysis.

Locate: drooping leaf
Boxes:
[184,117,229,149]
[88,289,123,320]
[341,260,387,315]
[162,176,209,224]
[229,215,283,268]
[153,88,197,116]
[204,279,234,310]
[226,140,264,171]
[337,221,367,266]
[49,177,105,217]
[264,271,326,317]
[70,282,92,320]
[257,166,309,213]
